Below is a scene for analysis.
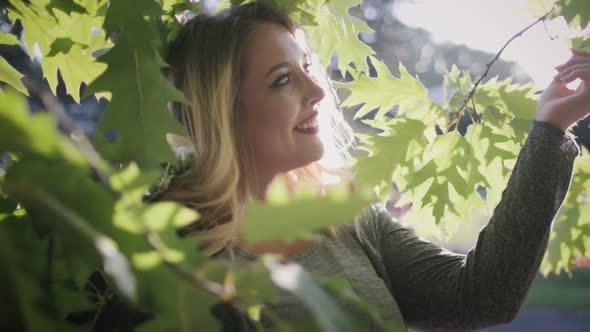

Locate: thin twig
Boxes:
[142,229,228,298]
[458,6,556,114]
[543,19,558,40]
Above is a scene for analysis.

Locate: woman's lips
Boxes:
[294,112,319,135]
[294,126,319,135]
[294,111,318,127]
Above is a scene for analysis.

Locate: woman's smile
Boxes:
[294,112,319,134]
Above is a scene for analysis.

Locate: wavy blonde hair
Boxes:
[162,3,355,256]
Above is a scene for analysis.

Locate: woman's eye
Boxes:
[272,73,290,87]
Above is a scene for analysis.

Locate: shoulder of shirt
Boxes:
[337,203,400,246]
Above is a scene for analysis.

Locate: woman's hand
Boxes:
[535,51,590,132]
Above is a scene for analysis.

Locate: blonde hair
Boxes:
[161,3,355,256]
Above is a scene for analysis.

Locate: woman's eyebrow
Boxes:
[265,61,290,78]
[264,50,310,78]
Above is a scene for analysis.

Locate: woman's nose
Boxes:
[305,74,325,107]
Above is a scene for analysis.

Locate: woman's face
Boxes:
[239,23,325,181]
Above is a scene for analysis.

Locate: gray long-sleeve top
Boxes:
[230,121,580,331]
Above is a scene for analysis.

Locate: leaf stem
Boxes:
[140,220,228,298]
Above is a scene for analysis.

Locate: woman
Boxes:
[162,3,589,331]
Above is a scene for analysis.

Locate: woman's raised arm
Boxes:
[370,53,590,330]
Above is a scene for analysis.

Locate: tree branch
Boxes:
[142,228,228,298]
[458,6,556,115]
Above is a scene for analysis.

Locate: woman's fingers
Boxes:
[536,50,590,130]
[555,57,590,70]
[554,59,590,81]
[555,51,590,70]
[556,68,590,83]
[572,50,590,58]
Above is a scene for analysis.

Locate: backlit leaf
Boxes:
[556,0,590,29]
[0,56,28,95]
[304,0,375,74]
[338,57,428,120]
[242,180,369,244]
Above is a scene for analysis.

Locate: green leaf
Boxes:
[135,258,221,331]
[443,65,476,113]
[404,131,489,224]
[101,0,162,49]
[0,225,86,332]
[45,0,87,15]
[268,317,319,332]
[0,195,18,219]
[161,0,191,12]
[0,56,28,95]
[338,57,428,120]
[233,260,280,308]
[136,268,220,332]
[81,1,184,165]
[9,0,57,58]
[526,0,558,18]
[353,118,427,191]
[47,10,100,46]
[3,157,137,301]
[542,147,590,276]
[542,201,590,276]
[264,256,363,332]
[45,9,109,101]
[497,82,538,120]
[403,100,448,126]
[242,180,369,244]
[571,34,590,53]
[0,31,20,45]
[319,277,404,332]
[304,0,375,74]
[87,34,186,170]
[466,123,519,168]
[481,105,510,128]
[8,1,108,101]
[111,163,203,271]
[44,41,107,102]
[0,91,85,164]
[556,0,590,29]
[175,281,221,332]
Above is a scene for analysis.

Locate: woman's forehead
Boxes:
[241,23,309,75]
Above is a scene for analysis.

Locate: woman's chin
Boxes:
[288,151,324,171]
[306,146,324,164]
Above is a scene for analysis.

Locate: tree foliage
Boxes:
[0,0,589,330]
